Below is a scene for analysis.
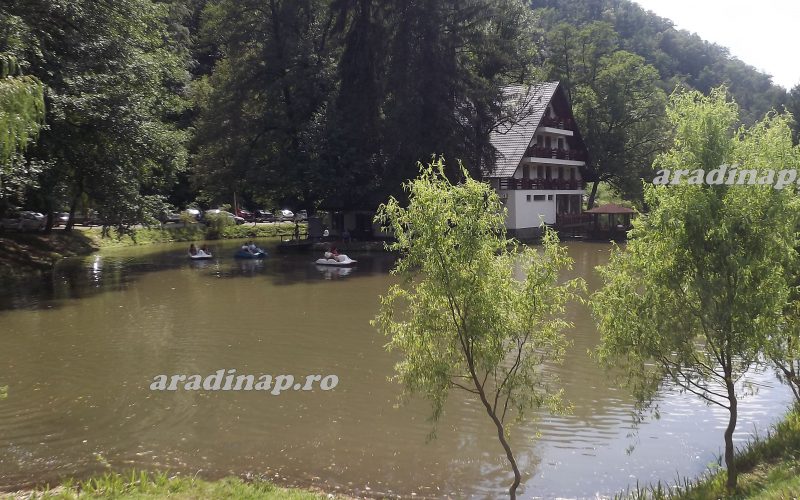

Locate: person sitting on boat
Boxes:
[189,243,198,256]
[248,241,259,254]
[200,245,210,255]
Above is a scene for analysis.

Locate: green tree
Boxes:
[591,88,800,490]
[533,0,788,126]
[788,84,800,144]
[1,0,188,230]
[771,293,800,403]
[373,158,582,499]
[0,42,45,206]
[545,22,668,207]
[191,0,335,209]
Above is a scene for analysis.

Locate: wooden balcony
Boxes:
[540,116,576,130]
[498,178,586,191]
[524,146,587,162]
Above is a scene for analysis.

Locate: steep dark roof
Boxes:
[486,82,559,178]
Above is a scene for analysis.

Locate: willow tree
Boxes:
[0,54,45,201]
[591,88,800,491]
[373,158,582,499]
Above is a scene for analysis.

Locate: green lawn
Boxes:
[6,473,338,500]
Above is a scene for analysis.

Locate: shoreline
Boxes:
[1,472,358,499]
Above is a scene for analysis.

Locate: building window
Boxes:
[558,138,564,149]
[558,167,564,180]
[537,135,543,146]
[548,195,553,200]
[526,194,531,202]
[545,136,551,149]
[537,165,543,178]
[522,165,530,179]
[546,166,551,179]
[533,195,545,201]
[570,168,576,181]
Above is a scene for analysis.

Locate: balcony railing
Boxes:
[540,116,576,130]
[524,146,587,161]
[556,213,592,226]
[498,178,585,191]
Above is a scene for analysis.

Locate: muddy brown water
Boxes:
[0,240,794,498]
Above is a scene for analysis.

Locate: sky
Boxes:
[633,0,800,90]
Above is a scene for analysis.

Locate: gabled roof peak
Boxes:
[486,82,561,178]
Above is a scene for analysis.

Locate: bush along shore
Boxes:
[617,404,800,499]
[3,471,346,499]
[0,222,305,282]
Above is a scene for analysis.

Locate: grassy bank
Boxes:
[621,405,800,499]
[85,222,307,248]
[4,472,341,499]
[0,231,98,282]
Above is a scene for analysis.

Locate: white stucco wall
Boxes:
[503,190,556,228]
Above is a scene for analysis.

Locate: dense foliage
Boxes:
[0,53,44,204]
[591,88,800,490]
[374,158,581,498]
[1,0,795,221]
[0,0,189,229]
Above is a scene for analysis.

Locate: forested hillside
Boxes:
[532,0,790,124]
[1,0,797,226]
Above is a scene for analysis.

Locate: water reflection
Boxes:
[0,240,794,498]
[314,265,356,280]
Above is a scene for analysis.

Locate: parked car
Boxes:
[72,211,101,226]
[277,209,294,222]
[184,208,201,221]
[255,209,275,222]
[204,209,245,225]
[235,208,255,222]
[51,212,70,227]
[294,209,308,222]
[158,210,182,224]
[0,211,46,232]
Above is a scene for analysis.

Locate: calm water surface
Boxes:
[0,240,794,498]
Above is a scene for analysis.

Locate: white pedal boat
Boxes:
[315,255,357,266]
[189,252,213,260]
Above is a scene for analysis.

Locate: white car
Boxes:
[277,209,294,222]
[0,211,46,232]
[203,209,245,225]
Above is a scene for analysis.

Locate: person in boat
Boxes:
[189,243,198,256]
[200,245,210,255]
[324,246,338,260]
[196,245,209,257]
[247,241,259,254]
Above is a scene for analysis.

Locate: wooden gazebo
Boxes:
[585,203,636,241]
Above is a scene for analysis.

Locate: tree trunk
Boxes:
[65,193,79,232]
[586,180,599,210]
[724,378,738,491]
[471,374,521,498]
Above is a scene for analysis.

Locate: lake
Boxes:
[0,239,793,498]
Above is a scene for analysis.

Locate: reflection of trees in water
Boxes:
[0,244,398,311]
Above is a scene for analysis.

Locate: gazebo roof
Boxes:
[584,203,636,215]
